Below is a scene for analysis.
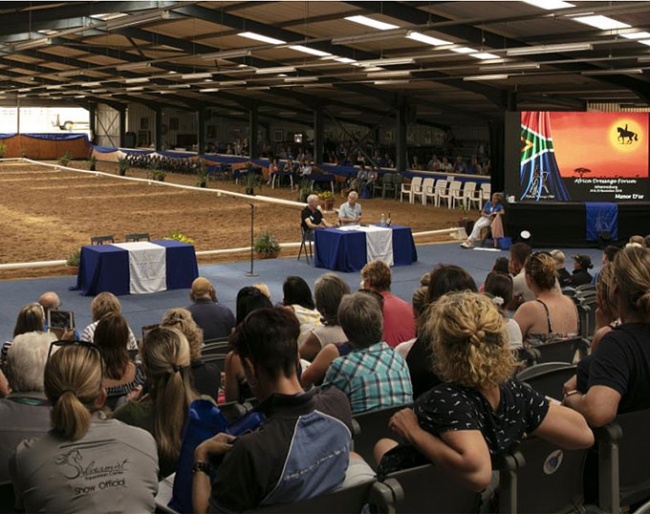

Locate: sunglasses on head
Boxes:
[47,340,104,373]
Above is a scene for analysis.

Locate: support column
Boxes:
[118,107,127,148]
[154,107,162,152]
[88,102,97,144]
[248,106,258,158]
[313,107,324,165]
[395,98,408,173]
[198,108,206,155]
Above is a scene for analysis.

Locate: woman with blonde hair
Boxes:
[114,327,197,477]
[513,251,579,343]
[1,303,46,369]
[161,307,220,399]
[375,291,593,491]
[10,342,158,512]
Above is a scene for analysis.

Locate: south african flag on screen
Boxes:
[520,111,570,202]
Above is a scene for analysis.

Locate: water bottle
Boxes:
[380,213,386,227]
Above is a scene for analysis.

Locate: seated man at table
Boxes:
[338,191,362,226]
[301,194,333,239]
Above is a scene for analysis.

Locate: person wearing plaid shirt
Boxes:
[322,291,413,413]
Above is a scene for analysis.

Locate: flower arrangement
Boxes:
[317,191,335,201]
[165,230,194,245]
[254,231,281,257]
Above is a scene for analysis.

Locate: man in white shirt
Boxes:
[338,191,362,225]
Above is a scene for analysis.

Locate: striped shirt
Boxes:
[322,341,413,414]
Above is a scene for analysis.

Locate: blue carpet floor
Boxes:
[0,242,603,342]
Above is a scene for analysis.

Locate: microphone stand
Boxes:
[246,203,258,277]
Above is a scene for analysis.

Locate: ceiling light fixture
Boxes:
[332,29,407,45]
[106,10,169,30]
[181,72,212,80]
[506,42,593,56]
[199,88,220,93]
[82,82,102,87]
[344,15,399,31]
[13,37,52,51]
[358,57,414,67]
[283,76,319,83]
[463,74,509,81]
[471,52,500,60]
[124,77,149,84]
[219,80,247,86]
[583,68,644,76]
[46,85,63,90]
[116,62,152,71]
[620,31,650,39]
[522,0,574,9]
[199,49,252,60]
[288,45,331,57]
[126,86,145,91]
[573,15,630,30]
[367,70,411,78]
[255,66,296,74]
[480,62,540,71]
[406,31,452,46]
[373,79,410,85]
[451,47,477,54]
[639,40,650,47]
[238,31,285,45]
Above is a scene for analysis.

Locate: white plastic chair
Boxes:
[463,181,482,210]
[433,179,448,208]
[480,183,491,208]
[400,176,422,203]
[423,178,438,206]
[449,181,463,209]
[415,178,434,205]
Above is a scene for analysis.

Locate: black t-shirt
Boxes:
[301,206,323,232]
[405,336,442,400]
[191,359,221,400]
[558,268,573,288]
[569,269,593,287]
[587,322,650,414]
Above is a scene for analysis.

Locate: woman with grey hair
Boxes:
[299,273,350,361]
[0,331,56,482]
[321,292,413,413]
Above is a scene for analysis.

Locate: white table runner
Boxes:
[337,225,394,266]
[113,242,167,294]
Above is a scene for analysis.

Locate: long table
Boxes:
[314,225,417,272]
[74,240,198,296]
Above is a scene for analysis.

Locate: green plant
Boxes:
[298,179,312,202]
[147,161,166,181]
[65,249,81,267]
[317,190,335,201]
[0,141,6,158]
[117,156,129,176]
[254,231,281,256]
[196,160,208,187]
[165,230,194,245]
[88,155,97,171]
[58,151,72,166]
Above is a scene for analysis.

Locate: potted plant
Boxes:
[88,155,97,171]
[254,231,281,259]
[148,161,166,182]
[196,161,208,188]
[117,156,129,176]
[58,151,72,167]
[298,179,312,203]
[318,190,335,211]
[65,248,81,275]
[164,230,194,245]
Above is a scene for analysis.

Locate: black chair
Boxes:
[90,235,115,245]
[517,362,577,400]
[125,232,151,242]
[595,408,650,513]
[298,228,313,264]
[351,404,412,469]
[201,338,230,358]
[530,337,588,365]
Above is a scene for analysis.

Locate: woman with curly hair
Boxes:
[375,291,593,491]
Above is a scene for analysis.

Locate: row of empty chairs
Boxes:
[400,177,490,210]
[90,233,150,245]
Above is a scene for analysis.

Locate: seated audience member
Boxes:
[266,158,280,185]
[591,245,620,285]
[407,264,477,399]
[161,308,220,399]
[361,260,416,348]
[224,287,273,403]
[550,249,572,288]
[299,274,350,361]
[375,292,594,490]
[644,235,650,248]
[629,234,644,246]
[252,282,271,299]
[322,292,412,413]
[301,194,333,236]
[81,292,138,350]
[94,313,145,410]
[114,327,197,478]
[338,191,362,226]
[282,276,322,345]
[513,252,579,344]
[461,193,505,249]
[0,332,55,482]
[11,342,158,512]
[569,254,594,287]
[38,291,80,340]
[478,256,510,292]
[1,303,46,369]
[508,242,534,310]
[483,272,523,348]
[395,286,429,360]
[564,246,650,426]
[186,277,235,341]
[192,308,354,513]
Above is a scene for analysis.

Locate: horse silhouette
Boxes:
[617,124,638,144]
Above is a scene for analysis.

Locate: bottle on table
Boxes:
[386,211,392,227]
[380,213,386,227]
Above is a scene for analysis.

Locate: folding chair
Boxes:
[125,232,151,242]
[297,228,313,263]
[90,235,115,245]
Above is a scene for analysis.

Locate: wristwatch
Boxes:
[192,461,213,476]
[562,390,579,405]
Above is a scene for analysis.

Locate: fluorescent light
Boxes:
[507,42,593,56]
[332,29,407,45]
[126,86,144,91]
[344,15,399,31]
[373,79,409,85]
[107,11,168,30]
[255,66,296,74]
[13,37,52,51]
[522,0,574,9]
[238,31,285,45]
[333,57,357,64]
[248,86,271,91]
[479,62,540,71]
[199,88,220,93]
[283,76,319,83]
[406,31,452,46]
[620,31,650,40]
[46,85,63,90]
[219,80,246,86]
[452,47,477,54]
[573,16,630,30]
[583,68,644,76]
[358,57,414,67]
[640,39,650,47]
[116,62,152,70]
[367,70,411,79]
[124,77,149,84]
[200,49,252,60]
[91,89,107,93]
[74,95,85,98]
[168,84,190,89]
[288,45,331,57]
[463,74,509,81]
[81,82,102,87]
[181,72,212,80]
[471,52,500,60]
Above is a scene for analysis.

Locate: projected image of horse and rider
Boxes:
[519,111,649,202]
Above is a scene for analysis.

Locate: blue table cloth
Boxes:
[74,240,198,296]
[314,226,417,272]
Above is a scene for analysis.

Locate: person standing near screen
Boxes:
[338,191,362,226]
